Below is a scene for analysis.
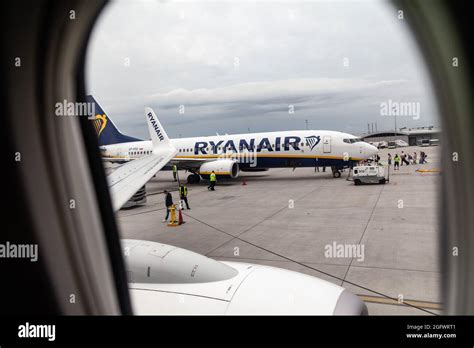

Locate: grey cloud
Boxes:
[86,0,439,139]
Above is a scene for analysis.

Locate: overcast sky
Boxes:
[85,0,439,139]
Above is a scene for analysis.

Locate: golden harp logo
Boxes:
[92,114,107,137]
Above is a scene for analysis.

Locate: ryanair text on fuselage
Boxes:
[194,136,319,155]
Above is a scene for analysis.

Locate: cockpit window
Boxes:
[343,138,363,144]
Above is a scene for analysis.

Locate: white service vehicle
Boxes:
[420,139,431,147]
[387,141,396,149]
[395,139,409,147]
[352,164,387,185]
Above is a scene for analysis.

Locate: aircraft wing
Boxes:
[107,106,178,211]
[108,149,177,211]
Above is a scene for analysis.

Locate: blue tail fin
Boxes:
[86,95,142,146]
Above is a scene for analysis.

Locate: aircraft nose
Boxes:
[365,143,379,157]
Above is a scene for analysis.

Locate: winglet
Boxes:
[145,107,172,151]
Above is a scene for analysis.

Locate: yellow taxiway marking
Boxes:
[358,294,443,310]
[416,169,441,173]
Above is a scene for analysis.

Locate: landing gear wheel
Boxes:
[333,170,341,178]
[187,174,201,184]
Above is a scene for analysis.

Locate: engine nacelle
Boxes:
[124,239,368,315]
[199,159,239,179]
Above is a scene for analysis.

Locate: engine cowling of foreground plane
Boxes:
[123,239,367,315]
[199,159,239,179]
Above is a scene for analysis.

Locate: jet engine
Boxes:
[123,239,368,315]
[199,159,239,179]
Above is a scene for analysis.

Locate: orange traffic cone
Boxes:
[242,180,247,185]
[178,209,185,225]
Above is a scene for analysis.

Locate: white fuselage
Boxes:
[100,130,378,169]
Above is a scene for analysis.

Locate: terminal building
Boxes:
[360,126,441,146]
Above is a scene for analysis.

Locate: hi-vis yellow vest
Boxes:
[210,173,216,182]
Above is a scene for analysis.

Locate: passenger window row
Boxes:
[130,150,152,155]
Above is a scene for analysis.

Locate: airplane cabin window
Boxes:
[84,0,450,317]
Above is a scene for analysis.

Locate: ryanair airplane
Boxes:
[88,95,378,183]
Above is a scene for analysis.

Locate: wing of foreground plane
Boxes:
[107,107,177,211]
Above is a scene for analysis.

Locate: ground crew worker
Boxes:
[387,153,392,166]
[172,164,178,182]
[400,151,410,166]
[208,171,217,191]
[394,154,401,170]
[179,184,190,209]
[162,190,174,222]
[420,151,427,164]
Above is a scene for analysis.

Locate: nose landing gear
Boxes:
[331,166,342,178]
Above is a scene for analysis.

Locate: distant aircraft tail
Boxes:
[86,95,142,146]
[144,107,172,151]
